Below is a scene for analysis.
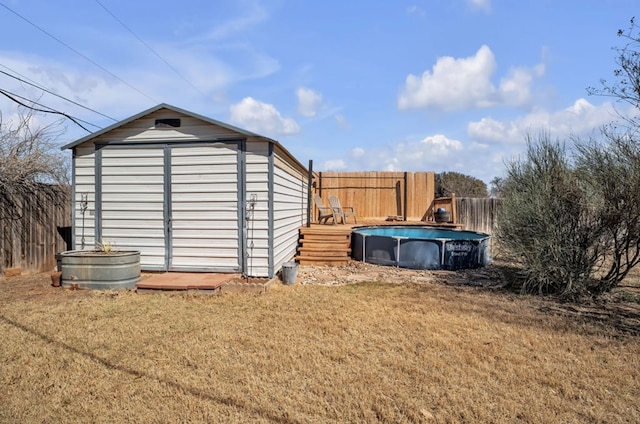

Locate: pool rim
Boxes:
[351,225,490,240]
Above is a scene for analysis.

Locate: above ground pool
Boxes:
[351,226,491,270]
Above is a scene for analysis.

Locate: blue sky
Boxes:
[0,0,637,185]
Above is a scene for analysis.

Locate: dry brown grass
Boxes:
[1,270,639,423]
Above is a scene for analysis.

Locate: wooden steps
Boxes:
[296,226,352,265]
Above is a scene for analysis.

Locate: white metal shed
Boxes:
[62,104,309,278]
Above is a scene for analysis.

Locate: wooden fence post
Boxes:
[307,160,313,227]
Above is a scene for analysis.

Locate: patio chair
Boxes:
[313,194,337,224]
[328,195,357,224]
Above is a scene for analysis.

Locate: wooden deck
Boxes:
[296,219,464,265]
[136,272,275,293]
[137,272,237,290]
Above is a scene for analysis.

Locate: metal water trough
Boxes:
[57,250,141,290]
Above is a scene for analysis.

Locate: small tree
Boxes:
[489,176,505,198]
[588,17,640,125]
[0,109,69,221]
[435,171,488,197]
[573,127,640,293]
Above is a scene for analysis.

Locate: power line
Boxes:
[0,88,98,131]
[94,0,204,96]
[0,66,118,122]
[0,2,159,104]
[0,64,45,92]
[0,87,99,132]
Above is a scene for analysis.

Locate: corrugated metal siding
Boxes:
[98,144,241,272]
[272,146,308,272]
[170,144,239,271]
[73,144,96,249]
[100,147,166,269]
[244,140,270,277]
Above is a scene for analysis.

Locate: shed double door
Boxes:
[99,143,240,272]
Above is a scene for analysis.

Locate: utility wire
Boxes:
[0,88,97,132]
[0,88,98,131]
[0,66,118,122]
[94,0,204,96]
[0,2,159,104]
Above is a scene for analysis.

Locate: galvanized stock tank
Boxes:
[57,250,141,290]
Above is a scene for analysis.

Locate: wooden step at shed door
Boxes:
[297,227,352,265]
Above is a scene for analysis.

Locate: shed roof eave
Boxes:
[60,103,269,150]
[60,103,308,174]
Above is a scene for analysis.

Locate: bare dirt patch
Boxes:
[296,260,505,288]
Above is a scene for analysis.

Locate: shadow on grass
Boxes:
[0,314,298,423]
[536,302,640,337]
[428,262,640,338]
[491,263,640,337]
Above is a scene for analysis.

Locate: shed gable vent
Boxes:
[155,118,181,128]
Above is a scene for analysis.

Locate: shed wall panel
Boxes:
[100,147,166,269]
[272,150,308,271]
[169,144,240,271]
[243,140,271,277]
[73,145,96,249]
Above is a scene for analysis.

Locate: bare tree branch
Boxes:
[0,108,70,221]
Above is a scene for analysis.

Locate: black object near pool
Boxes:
[351,226,491,270]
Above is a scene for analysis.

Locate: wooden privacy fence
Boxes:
[456,197,501,235]
[313,171,435,220]
[0,185,72,274]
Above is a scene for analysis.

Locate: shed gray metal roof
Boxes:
[61,103,307,172]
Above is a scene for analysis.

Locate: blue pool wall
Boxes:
[351,226,491,271]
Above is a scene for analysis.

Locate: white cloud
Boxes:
[322,159,347,171]
[322,148,363,172]
[321,134,465,173]
[0,44,280,133]
[381,135,468,173]
[296,87,323,117]
[229,97,299,136]
[322,98,627,183]
[468,98,618,144]
[189,1,269,42]
[171,3,279,87]
[499,67,534,106]
[468,0,491,12]
[420,134,464,155]
[468,118,520,145]
[0,54,155,136]
[406,5,425,16]
[398,45,542,112]
[398,45,496,111]
[351,147,365,157]
[0,0,283,127]
[149,39,280,95]
[314,131,521,184]
[335,114,351,129]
